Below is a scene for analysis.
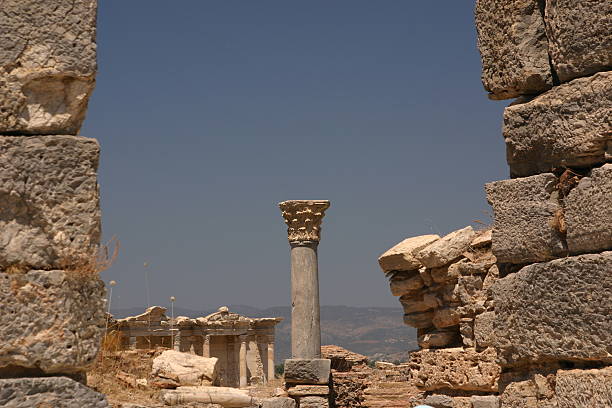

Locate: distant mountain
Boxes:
[111,305,417,362]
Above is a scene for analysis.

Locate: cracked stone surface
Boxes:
[0,376,109,407]
[475,0,553,99]
[0,0,97,134]
[503,71,612,178]
[545,0,612,83]
[492,252,612,367]
[0,135,101,269]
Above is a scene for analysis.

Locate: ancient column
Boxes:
[239,335,248,388]
[279,200,330,359]
[203,335,211,358]
[267,335,275,381]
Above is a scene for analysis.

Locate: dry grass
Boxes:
[61,237,120,280]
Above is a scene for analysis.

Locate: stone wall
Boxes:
[0,0,109,406]
[477,0,611,406]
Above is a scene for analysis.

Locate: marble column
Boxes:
[267,335,275,381]
[279,200,330,359]
[239,335,248,388]
[203,334,211,357]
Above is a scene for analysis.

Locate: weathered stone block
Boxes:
[287,385,329,397]
[555,367,612,408]
[565,164,612,254]
[544,0,612,83]
[0,376,109,407]
[415,226,476,268]
[474,311,496,350]
[0,0,97,134]
[408,347,500,392]
[284,359,331,385]
[261,397,297,408]
[493,252,612,367]
[472,395,500,408]
[378,235,439,273]
[499,375,557,408]
[485,174,565,264]
[389,270,424,296]
[0,135,100,269]
[475,0,553,99]
[504,72,612,177]
[0,269,106,374]
[298,396,329,408]
[423,394,453,407]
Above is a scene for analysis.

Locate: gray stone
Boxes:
[423,394,453,408]
[471,395,500,408]
[0,269,106,374]
[297,396,329,408]
[504,71,612,177]
[474,311,496,350]
[0,376,109,407]
[415,226,476,268]
[378,235,439,272]
[261,397,297,408]
[0,0,97,134]
[284,359,330,385]
[544,0,612,83]
[475,0,553,100]
[555,367,612,408]
[485,174,566,264]
[492,252,612,367]
[0,135,100,269]
[565,164,612,254]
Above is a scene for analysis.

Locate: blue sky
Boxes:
[84,1,508,311]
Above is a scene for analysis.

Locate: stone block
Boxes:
[0,135,100,269]
[389,270,424,296]
[0,269,106,374]
[474,311,496,350]
[475,0,552,99]
[297,396,329,408]
[472,395,500,408]
[408,347,500,392]
[418,327,460,349]
[492,252,612,367]
[378,235,439,272]
[415,226,476,268]
[261,397,297,408]
[0,0,97,134]
[403,310,435,329]
[555,367,612,408]
[287,385,329,397]
[565,164,612,254]
[504,71,612,177]
[544,0,612,83]
[485,174,565,264]
[284,359,331,385]
[423,394,453,407]
[0,376,109,408]
[500,375,557,408]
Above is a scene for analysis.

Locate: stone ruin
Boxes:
[0,0,110,406]
[110,306,282,388]
[374,0,612,407]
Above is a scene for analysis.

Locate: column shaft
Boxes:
[290,242,321,359]
[239,336,248,388]
[267,338,275,381]
[203,335,211,357]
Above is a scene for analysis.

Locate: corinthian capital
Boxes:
[279,200,330,243]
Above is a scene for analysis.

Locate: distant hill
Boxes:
[111,305,417,362]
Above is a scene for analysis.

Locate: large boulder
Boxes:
[492,252,612,367]
[0,135,101,269]
[485,174,566,264]
[544,0,612,83]
[0,0,97,134]
[503,71,611,178]
[152,350,219,386]
[565,164,612,254]
[0,376,109,408]
[0,269,105,374]
[475,0,553,99]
